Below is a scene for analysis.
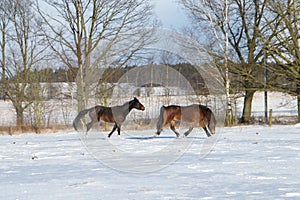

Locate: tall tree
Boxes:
[0,0,10,99]
[37,0,154,111]
[0,0,47,127]
[181,0,278,123]
[266,0,300,122]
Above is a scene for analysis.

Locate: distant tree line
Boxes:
[0,63,208,95]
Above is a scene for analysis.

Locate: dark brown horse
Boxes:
[73,97,145,137]
[155,104,216,137]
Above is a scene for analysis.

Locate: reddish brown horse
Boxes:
[73,97,145,138]
[155,104,216,137]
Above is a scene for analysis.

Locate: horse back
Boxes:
[94,106,115,123]
[171,104,213,123]
[163,105,199,122]
[177,104,202,122]
[162,105,181,122]
[161,104,215,124]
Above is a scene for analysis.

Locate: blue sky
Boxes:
[152,0,189,29]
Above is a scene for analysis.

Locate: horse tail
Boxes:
[207,108,217,134]
[73,108,92,131]
[156,106,166,134]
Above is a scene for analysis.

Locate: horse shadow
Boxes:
[127,135,205,140]
[127,136,175,140]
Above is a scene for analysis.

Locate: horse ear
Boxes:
[134,97,137,101]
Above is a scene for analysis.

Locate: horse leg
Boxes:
[207,120,215,135]
[155,121,166,137]
[155,123,166,136]
[84,110,100,136]
[200,119,211,137]
[108,123,118,138]
[117,126,123,140]
[85,121,95,136]
[170,120,180,138]
[203,127,212,137]
[154,128,163,137]
[184,127,194,137]
[154,131,161,137]
[86,122,93,132]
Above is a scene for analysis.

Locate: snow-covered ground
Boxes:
[1,125,300,200]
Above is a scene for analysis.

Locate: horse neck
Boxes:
[119,101,133,115]
[128,101,137,112]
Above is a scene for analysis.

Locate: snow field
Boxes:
[1,125,300,199]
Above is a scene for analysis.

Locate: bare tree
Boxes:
[266,0,300,122]
[27,69,46,133]
[37,0,155,111]
[1,0,47,128]
[181,0,278,123]
[0,0,10,100]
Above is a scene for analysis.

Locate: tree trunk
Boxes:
[34,101,42,134]
[76,63,91,113]
[16,106,24,129]
[224,0,234,126]
[240,90,256,124]
[297,96,300,123]
[297,86,300,123]
[225,65,234,126]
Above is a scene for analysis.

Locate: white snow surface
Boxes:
[1,125,300,199]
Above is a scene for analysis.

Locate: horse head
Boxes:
[131,97,145,111]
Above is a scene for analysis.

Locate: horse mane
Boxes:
[110,98,137,115]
